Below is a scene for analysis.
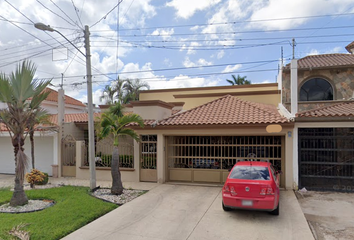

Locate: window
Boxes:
[229,166,270,180]
[299,78,333,101]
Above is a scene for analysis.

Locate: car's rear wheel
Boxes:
[270,203,279,215]
[222,202,231,211]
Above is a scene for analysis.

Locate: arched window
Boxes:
[299,78,333,101]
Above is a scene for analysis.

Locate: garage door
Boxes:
[167,136,284,186]
[0,136,54,176]
[299,128,354,191]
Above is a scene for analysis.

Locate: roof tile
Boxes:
[157,95,288,126]
[284,54,354,70]
[43,88,86,107]
[296,101,354,118]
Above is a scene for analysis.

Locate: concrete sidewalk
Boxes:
[63,184,314,240]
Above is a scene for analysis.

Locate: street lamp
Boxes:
[34,22,96,190]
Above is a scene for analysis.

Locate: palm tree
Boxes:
[27,107,51,170]
[99,103,144,195]
[226,74,251,85]
[99,85,116,104]
[100,77,126,104]
[0,61,51,206]
[122,79,150,103]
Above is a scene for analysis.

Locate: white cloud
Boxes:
[166,0,221,19]
[249,0,354,30]
[306,46,344,56]
[163,58,173,67]
[183,57,212,68]
[217,50,225,59]
[222,64,242,73]
[180,42,201,55]
[151,28,175,40]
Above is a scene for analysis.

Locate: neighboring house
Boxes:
[280,41,354,191]
[81,83,296,189]
[0,88,88,176]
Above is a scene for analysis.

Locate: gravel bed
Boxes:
[93,188,146,205]
[0,200,54,213]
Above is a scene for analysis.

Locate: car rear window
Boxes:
[229,166,270,180]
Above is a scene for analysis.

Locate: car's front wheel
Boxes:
[222,202,231,211]
[270,203,279,216]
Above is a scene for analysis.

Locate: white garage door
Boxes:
[0,136,54,176]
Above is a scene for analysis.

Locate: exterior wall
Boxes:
[133,105,171,120]
[63,122,85,140]
[136,126,295,189]
[282,67,354,112]
[140,84,280,110]
[75,141,138,182]
[0,135,54,176]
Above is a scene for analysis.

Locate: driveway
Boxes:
[297,191,354,240]
[63,184,314,240]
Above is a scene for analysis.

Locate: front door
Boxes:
[140,135,157,182]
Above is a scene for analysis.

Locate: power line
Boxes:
[50,0,82,29]
[91,32,354,43]
[89,12,354,32]
[92,25,354,37]
[90,0,124,28]
[35,0,77,27]
[71,0,84,29]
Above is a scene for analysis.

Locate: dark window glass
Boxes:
[229,166,270,180]
[299,78,333,101]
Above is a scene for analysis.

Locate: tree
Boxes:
[98,103,144,195]
[0,61,51,206]
[100,77,127,104]
[226,74,251,85]
[27,107,51,170]
[122,79,150,104]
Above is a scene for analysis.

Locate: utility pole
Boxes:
[84,25,96,190]
[34,22,97,190]
[292,38,296,59]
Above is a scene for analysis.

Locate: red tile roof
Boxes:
[345,41,354,53]
[43,88,86,107]
[157,95,288,126]
[296,101,354,118]
[284,54,354,70]
[49,113,102,124]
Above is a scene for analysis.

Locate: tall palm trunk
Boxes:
[111,146,123,195]
[10,135,28,206]
[30,130,35,169]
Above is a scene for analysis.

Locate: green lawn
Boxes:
[0,186,118,240]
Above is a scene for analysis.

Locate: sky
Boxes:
[1,0,354,105]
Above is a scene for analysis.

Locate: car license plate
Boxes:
[242,200,253,206]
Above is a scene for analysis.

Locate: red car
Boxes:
[222,161,280,215]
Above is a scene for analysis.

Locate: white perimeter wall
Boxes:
[0,136,54,176]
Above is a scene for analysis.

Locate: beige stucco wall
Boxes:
[136,125,295,189]
[63,122,84,140]
[133,105,171,120]
[140,84,280,110]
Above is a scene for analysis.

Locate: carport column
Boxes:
[156,133,165,183]
[134,140,140,182]
[290,59,298,117]
[292,126,299,190]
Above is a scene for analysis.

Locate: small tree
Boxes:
[226,74,251,85]
[99,103,144,195]
[0,61,51,206]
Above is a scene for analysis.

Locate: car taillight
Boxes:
[223,185,237,195]
[223,185,230,193]
[260,187,274,195]
[230,187,237,196]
